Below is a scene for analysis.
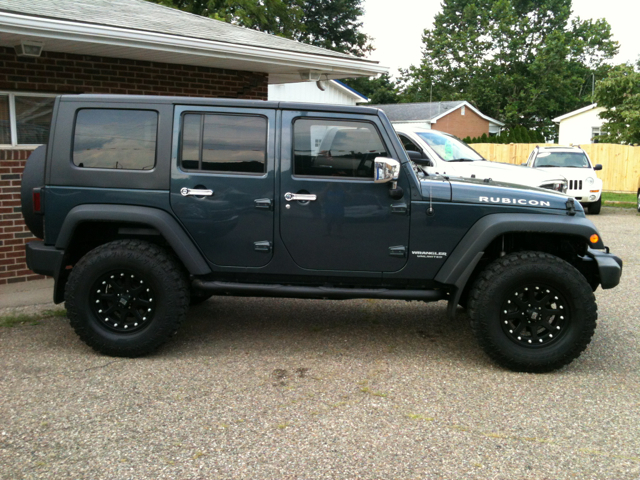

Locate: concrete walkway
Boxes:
[0,278,56,311]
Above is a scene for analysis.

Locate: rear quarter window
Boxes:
[73,109,158,170]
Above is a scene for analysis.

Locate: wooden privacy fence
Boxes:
[470,143,640,193]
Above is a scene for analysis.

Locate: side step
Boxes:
[192,280,446,302]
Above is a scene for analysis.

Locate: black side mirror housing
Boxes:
[407,150,434,167]
[594,164,603,171]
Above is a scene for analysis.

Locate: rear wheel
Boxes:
[468,251,597,372]
[65,240,189,357]
[588,197,601,214]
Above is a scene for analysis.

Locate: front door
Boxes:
[279,111,411,272]
[171,106,276,268]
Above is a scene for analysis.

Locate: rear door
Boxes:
[170,106,276,268]
[279,111,411,272]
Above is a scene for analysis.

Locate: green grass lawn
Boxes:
[602,192,637,208]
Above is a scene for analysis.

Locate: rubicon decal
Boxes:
[479,196,551,207]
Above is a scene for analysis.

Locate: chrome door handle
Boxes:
[180,187,213,197]
[284,192,317,202]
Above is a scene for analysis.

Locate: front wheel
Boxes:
[588,197,602,214]
[468,252,597,372]
[637,190,640,212]
[65,240,189,357]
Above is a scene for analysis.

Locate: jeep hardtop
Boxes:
[21,95,622,372]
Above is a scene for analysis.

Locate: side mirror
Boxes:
[407,150,434,167]
[594,164,602,171]
[374,157,400,183]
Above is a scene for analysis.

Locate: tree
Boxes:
[295,0,372,57]
[341,74,400,104]
[146,0,372,55]
[400,0,618,140]
[594,62,640,144]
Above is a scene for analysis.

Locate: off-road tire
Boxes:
[468,251,597,373]
[588,197,602,215]
[65,240,189,357]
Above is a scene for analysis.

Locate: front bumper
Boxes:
[586,247,623,289]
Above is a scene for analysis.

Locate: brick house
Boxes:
[370,101,504,139]
[0,0,386,284]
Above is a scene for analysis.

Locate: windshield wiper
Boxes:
[536,164,555,167]
[447,158,476,162]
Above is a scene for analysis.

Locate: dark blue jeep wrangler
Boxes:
[20,95,622,372]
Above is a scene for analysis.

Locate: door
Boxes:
[171,106,276,268]
[279,112,411,272]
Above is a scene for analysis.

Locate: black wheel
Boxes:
[588,197,601,214]
[65,240,189,357]
[190,289,213,305]
[637,190,640,212]
[468,251,597,373]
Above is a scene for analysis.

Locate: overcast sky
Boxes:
[361,0,640,78]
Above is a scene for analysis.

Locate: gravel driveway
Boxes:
[1,207,639,479]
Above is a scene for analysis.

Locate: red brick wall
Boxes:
[0,149,44,284]
[431,106,490,139]
[0,47,269,284]
[0,47,268,98]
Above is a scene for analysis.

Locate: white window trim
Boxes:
[0,91,57,148]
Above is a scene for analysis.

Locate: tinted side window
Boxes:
[180,113,267,174]
[294,119,387,178]
[73,109,158,170]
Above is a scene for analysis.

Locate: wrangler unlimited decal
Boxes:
[479,196,551,207]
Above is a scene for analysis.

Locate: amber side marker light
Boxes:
[590,234,599,244]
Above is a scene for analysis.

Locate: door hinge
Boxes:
[254,241,272,252]
[389,245,407,257]
[391,202,408,214]
[254,198,273,210]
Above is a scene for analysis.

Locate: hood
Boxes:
[420,176,581,214]
[442,160,566,185]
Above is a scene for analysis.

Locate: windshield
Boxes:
[533,152,590,168]
[415,131,484,162]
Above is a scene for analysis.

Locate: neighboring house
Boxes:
[268,79,368,105]
[369,101,504,139]
[0,0,386,285]
[553,104,605,145]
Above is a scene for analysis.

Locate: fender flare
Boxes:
[56,204,211,275]
[434,213,603,318]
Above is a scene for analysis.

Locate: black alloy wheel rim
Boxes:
[500,283,570,347]
[89,270,155,333]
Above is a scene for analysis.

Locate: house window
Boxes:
[591,127,601,143]
[0,92,56,146]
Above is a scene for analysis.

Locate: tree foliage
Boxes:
[594,62,640,144]
[400,0,618,140]
[342,74,400,104]
[146,0,372,56]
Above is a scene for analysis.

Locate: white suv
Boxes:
[525,146,603,214]
[395,126,568,193]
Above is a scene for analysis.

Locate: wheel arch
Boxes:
[56,204,211,271]
[436,213,604,318]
